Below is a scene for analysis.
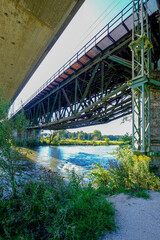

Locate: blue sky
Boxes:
[12,0,132,135]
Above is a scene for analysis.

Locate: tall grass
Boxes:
[0,172,115,240]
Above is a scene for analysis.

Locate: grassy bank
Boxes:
[0,172,116,240]
[41,138,125,146]
[1,146,160,239]
[16,138,126,147]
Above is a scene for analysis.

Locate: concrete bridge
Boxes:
[11,0,160,161]
[0,0,84,102]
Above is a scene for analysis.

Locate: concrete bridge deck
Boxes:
[0,0,84,102]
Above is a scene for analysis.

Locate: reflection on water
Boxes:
[28,145,118,179]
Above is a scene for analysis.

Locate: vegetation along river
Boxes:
[25,145,118,181]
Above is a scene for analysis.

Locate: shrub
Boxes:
[0,91,29,196]
[105,138,109,145]
[90,163,117,194]
[0,172,116,240]
[91,147,160,195]
[135,189,150,199]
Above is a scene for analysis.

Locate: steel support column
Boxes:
[132,79,150,152]
[130,0,152,153]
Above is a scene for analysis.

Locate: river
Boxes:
[26,145,118,180]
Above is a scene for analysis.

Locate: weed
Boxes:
[0,172,116,240]
[134,190,150,199]
[91,147,160,197]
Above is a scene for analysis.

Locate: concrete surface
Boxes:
[150,88,160,152]
[0,0,84,101]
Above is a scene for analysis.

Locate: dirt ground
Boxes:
[103,191,160,240]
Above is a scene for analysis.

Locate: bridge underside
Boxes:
[26,37,133,130]
[14,0,159,135]
[0,0,84,102]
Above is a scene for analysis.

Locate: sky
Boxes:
[11,0,132,136]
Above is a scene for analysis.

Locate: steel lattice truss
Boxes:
[25,41,132,130]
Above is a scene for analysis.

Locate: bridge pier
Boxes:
[25,129,41,141]
[131,79,160,174]
[13,129,41,144]
[130,0,160,174]
[150,88,160,153]
[150,87,160,174]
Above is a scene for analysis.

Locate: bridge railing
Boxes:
[14,1,133,115]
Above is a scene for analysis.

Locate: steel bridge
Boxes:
[14,0,160,155]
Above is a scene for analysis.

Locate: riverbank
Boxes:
[1,145,160,239]
[0,164,116,240]
[52,139,123,146]
[22,138,126,147]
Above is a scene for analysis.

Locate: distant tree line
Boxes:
[42,130,132,143]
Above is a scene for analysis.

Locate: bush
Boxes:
[91,147,160,195]
[0,172,116,240]
[0,90,29,196]
[135,189,150,199]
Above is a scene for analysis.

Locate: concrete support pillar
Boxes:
[132,81,160,175]
[13,130,25,142]
[25,129,41,141]
[150,88,160,152]
[150,88,160,174]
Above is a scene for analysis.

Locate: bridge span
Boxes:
[0,0,84,101]
[14,0,160,155]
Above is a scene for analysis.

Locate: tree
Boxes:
[0,90,28,196]
[105,138,110,145]
[78,131,84,140]
[92,130,102,140]
[122,133,132,145]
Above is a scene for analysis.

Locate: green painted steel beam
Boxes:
[62,88,74,114]
[75,78,77,111]
[48,90,59,122]
[101,61,104,96]
[76,63,100,113]
[149,79,160,86]
[108,55,132,69]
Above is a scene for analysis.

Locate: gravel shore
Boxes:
[103,191,160,240]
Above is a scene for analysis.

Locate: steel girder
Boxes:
[26,50,132,130]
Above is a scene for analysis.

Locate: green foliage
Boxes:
[0,90,29,196]
[41,137,122,146]
[13,110,29,136]
[135,190,150,199]
[41,130,127,146]
[92,130,102,140]
[105,138,110,145]
[90,163,116,194]
[0,90,9,121]
[91,147,160,197]
[0,172,116,240]
[121,133,132,143]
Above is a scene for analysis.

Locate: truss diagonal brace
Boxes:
[62,88,74,114]
[76,63,100,113]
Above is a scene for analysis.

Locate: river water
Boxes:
[27,145,118,180]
